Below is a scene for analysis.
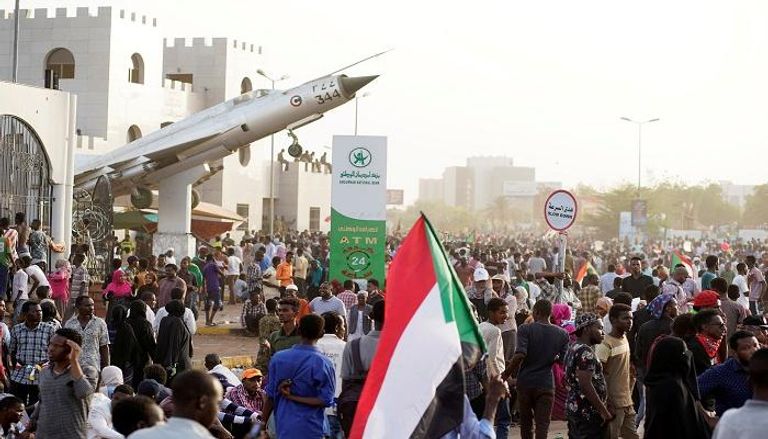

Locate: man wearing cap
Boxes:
[467,268,496,321]
[284,284,310,318]
[309,283,347,318]
[564,313,612,438]
[164,248,176,266]
[692,290,722,312]
[225,368,265,413]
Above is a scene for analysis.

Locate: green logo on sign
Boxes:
[346,250,371,273]
[349,147,372,168]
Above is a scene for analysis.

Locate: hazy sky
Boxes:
[13,0,768,203]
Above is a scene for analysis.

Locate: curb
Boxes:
[192,354,255,369]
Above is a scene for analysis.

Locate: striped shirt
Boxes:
[70,265,90,298]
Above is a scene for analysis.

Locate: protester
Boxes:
[29,328,98,439]
[9,301,55,406]
[505,299,569,439]
[643,336,713,439]
[621,257,653,299]
[153,288,197,336]
[339,300,384,436]
[129,370,222,438]
[64,295,110,371]
[156,264,186,310]
[595,303,638,439]
[316,312,347,439]
[479,298,510,438]
[309,282,347,317]
[87,382,134,439]
[225,368,265,414]
[712,347,768,438]
[563,313,611,438]
[347,291,372,342]
[0,395,26,437]
[111,395,164,437]
[688,309,727,375]
[205,354,242,388]
[155,300,193,382]
[697,330,758,416]
[260,314,335,439]
[240,288,266,335]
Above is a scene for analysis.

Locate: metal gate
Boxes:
[72,176,114,281]
[0,115,53,245]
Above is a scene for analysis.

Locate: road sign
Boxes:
[544,190,578,231]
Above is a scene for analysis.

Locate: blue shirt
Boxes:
[266,344,336,438]
[441,395,495,439]
[701,271,717,290]
[697,357,751,416]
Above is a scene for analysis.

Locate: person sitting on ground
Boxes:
[111,395,164,437]
[129,370,222,439]
[87,383,134,439]
[204,354,241,389]
[0,395,26,437]
[240,288,266,336]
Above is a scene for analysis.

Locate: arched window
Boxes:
[45,48,75,79]
[241,77,253,94]
[127,125,142,143]
[129,53,145,84]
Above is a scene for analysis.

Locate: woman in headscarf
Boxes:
[643,336,712,438]
[103,269,133,326]
[155,300,192,383]
[47,259,71,318]
[636,294,678,371]
[125,300,156,389]
[110,304,138,386]
[98,365,124,397]
[550,303,575,421]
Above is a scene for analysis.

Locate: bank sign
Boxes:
[330,135,387,284]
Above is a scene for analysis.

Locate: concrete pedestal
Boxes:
[152,164,209,258]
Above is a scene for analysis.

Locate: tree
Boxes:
[743,184,768,227]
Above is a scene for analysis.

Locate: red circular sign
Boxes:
[543,189,578,231]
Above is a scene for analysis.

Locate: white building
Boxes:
[0,81,77,258]
[719,180,755,209]
[0,6,270,245]
[418,156,551,220]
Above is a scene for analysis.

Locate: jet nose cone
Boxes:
[339,75,378,98]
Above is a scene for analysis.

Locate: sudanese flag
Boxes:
[349,214,485,438]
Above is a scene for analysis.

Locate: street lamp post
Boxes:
[620,117,660,194]
[354,92,371,135]
[257,69,289,238]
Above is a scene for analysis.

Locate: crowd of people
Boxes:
[4,208,768,438]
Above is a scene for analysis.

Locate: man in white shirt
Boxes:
[153,288,197,335]
[128,370,220,439]
[316,311,347,439]
[11,264,29,320]
[164,248,176,266]
[204,354,241,387]
[478,297,511,439]
[732,262,750,308]
[527,251,547,276]
[21,257,49,299]
[225,248,242,305]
